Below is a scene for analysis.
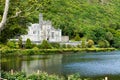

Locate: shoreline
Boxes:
[0,48,116,57]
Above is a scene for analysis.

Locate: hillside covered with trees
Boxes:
[0,0,120,48]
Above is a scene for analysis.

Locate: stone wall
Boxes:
[61,36,69,42]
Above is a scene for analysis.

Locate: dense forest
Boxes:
[0,0,120,48]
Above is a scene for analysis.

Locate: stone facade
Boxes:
[21,14,62,43]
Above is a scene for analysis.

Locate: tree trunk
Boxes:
[0,0,9,33]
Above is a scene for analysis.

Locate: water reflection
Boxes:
[1,51,120,77]
[21,55,63,75]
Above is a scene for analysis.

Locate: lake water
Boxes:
[1,51,120,79]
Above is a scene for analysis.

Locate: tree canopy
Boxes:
[0,0,120,47]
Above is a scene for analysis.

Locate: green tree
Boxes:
[105,32,113,41]
[74,34,81,41]
[39,40,52,49]
[113,31,120,48]
[25,38,32,49]
[18,37,22,48]
[81,38,86,48]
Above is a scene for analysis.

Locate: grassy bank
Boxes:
[0,48,116,57]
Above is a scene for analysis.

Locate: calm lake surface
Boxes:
[1,51,120,79]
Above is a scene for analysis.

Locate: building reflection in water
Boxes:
[21,54,63,75]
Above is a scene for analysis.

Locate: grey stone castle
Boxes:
[21,14,69,43]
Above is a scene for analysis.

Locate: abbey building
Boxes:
[21,14,68,43]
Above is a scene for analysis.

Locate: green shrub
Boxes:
[27,72,63,80]
[68,73,81,80]
[87,39,94,48]
[39,40,52,49]
[81,38,86,48]
[98,40,110,48]
[105,32,113,41]
[1,71,106,80]
[25,38,32,49]
[6,41,16,49]
[113,37,120,48]
[74,34,81,41]
[104,40,110,48]
[0,44,5,49]
[50,42,60,48]
[66,44,73,48]
[18,37,23,48]
[77,44,81,48]
[61,44,67,48]
[1,71,26,80]
[32,47,39,50]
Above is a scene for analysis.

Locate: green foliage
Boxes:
[87,39,94,48]
[98,40,110,48]
[67,73,81,80]
[1,71,26,80]
[113,31,120,48]
[113,37,120,48]
[0,44,5,49]
[28,72,63,80]
[77,44,81,48]
[6,41,16,49]
[66,44,73,48]
[105,32,113,41]
[50,42,60,48]
[18,37,23,48]
[74,34,81,41]
[0,45,10,50]
[25,38,32,49]
[32,46,39,50]
[81,38,86,48]
[39,40,52,49]
[1,71,108,80]
[61,44,67,48]
[0,0,120,48]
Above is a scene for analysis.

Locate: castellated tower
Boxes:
[39,13,43,26]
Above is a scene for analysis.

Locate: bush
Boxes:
[61,44,67,48]
[81,38,86,48]
[87,39,94,48]
[105,32,113,41]
[39,40,52,49]
[0,44,5,49]
[25,38,32,49]
[1,71,26,80]
[18,37,23,48]
[66,44,73,48]
[74,34,81,41]
[6,41,16,49]
[68,73,81,80]
[113,37,120,48]
[98,40,110,48]
[50,42,60,48]
[77,44,81,48]
[28,72,62,80]
[1,71,105,80]
[1,46,10,50]
[32,47,39,50]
